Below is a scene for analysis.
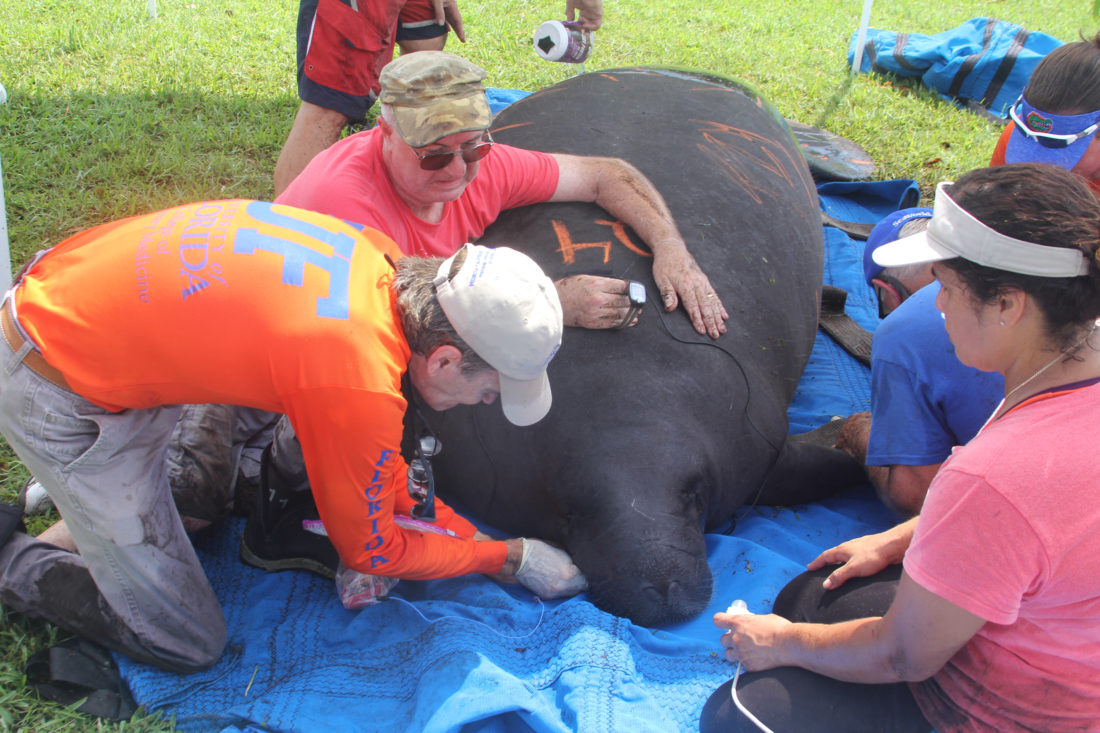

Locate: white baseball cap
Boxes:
[434,244,563,426]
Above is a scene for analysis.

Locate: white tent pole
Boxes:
[851,0,874,76]
[0,83,10,295]
[148,0,157,19]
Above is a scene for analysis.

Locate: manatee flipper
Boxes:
[788,120,875,182]
[753,440,868,506]
[788,417,846,449]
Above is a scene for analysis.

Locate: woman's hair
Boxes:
[1024,33,1100,114]
[942,163,1100,349]
[392,247,491,373]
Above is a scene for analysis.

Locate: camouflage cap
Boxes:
[379,51,493,148]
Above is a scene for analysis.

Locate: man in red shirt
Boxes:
[0,203,584,672]
[278,50,729,337]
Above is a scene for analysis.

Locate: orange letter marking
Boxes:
[551,219,653,265]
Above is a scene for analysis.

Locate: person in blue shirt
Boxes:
[834,208,1004,516]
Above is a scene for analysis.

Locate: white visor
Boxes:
[873,181,1090,278]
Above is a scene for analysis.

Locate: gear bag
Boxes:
[848,17,1063,118]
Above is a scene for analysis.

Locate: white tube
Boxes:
[0,153,12,295]
[850,0,874,76]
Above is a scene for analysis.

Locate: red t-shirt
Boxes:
[905,382,1100,731]
[14,200,507,579]
[275,126,559,256]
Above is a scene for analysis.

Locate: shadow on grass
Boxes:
[813,74,855,130]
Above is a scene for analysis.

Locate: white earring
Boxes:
[1000,321,1006,326]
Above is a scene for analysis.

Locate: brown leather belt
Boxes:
[1,304,73,392]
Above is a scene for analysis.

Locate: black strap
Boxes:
[818,285,873,367]
[891,33,926,73]
[820,211,874,240]
[25,638,138,721]
[863,39,878,72]
[948,17,996,99]
[983,27,1030,108]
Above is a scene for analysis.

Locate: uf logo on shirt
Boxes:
[232,202,355,320]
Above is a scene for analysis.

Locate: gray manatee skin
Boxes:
[418,67,861,626]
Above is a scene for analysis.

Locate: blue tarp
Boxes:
[116,175,917,733]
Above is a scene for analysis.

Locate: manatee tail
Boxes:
[753,439,867,506]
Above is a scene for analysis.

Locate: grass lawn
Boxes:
[0,0,1096,728]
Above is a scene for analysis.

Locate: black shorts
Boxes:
[295,0,447,121]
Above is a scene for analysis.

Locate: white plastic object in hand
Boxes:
[515,538,588,599]
[726,599,752,615]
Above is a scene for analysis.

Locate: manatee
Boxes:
[418,68,864,626]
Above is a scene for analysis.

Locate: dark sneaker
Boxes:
[238,447,339,580]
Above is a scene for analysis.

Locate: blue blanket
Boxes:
[117,179,919,732]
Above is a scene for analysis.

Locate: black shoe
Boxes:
[25,637,137,721]
[239,446,339,580]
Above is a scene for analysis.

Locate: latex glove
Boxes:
[515,538,588,599]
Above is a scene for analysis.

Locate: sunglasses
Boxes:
[1009,98,1100,150]
[413,132,494,171]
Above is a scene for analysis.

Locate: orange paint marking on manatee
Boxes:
[692,119,817,206]
[490,121,535,134]
[551,218,652,265]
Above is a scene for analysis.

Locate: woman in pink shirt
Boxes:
[703,163,1100,732]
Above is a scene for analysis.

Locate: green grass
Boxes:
[0,0,1096,728]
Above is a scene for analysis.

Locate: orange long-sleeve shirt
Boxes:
[15,200,507,578]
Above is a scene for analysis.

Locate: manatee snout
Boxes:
[578,533,713,627]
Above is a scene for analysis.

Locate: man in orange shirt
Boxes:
[0,202,584,672]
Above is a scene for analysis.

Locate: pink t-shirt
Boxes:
[275,126,560,257]
[905,381,1100,732]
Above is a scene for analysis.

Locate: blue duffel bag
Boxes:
[848,17,1063,118]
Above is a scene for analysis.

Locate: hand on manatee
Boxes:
[806,525,909,591]
[833,411,872,464]
[651,248,728,339]
[514,538,588,599]
[555,275,641,330]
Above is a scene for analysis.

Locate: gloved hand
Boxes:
[515,538,588,599]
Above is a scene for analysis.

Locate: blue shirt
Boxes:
[866,282,1005,466]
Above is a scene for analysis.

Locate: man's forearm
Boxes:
[591,159,684,249]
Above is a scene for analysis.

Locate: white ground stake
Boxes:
[0,84,9,295]
[851,0,874,76]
